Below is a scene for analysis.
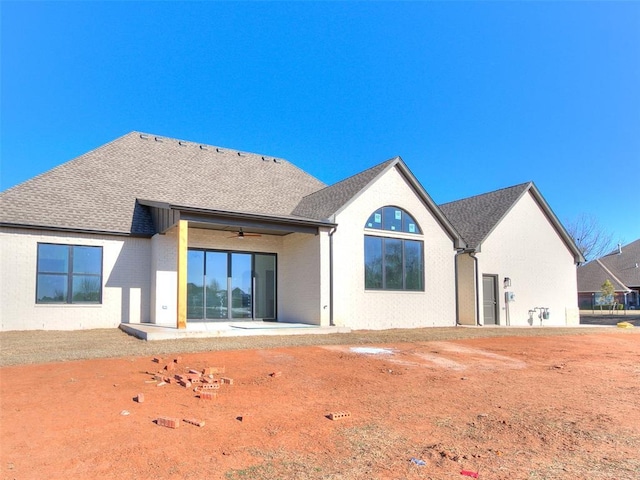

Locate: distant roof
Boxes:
[440,182,584,263]
[0,132,327,236]
[578,239,640,292]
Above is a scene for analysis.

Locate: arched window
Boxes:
[364,206,422,234]
[364,207,424,291]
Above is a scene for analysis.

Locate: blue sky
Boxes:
[2,1,639,245]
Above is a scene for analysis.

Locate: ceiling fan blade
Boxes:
[226,228,262,238]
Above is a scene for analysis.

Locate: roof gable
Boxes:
[439,183,531,249]
[440,182,584,263]
[1,132,327,235]
[293,157,464,248]
[292,158,397,220]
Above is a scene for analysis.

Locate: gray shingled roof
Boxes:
[439,183,531,249]
[1,132,327,236]
[292,158,398,220]
[578,239,640,292]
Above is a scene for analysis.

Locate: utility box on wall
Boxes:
[505,291,515,303]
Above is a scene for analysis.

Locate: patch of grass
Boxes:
[225,424,428,480]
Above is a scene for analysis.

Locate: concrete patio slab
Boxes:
[119,322,350,341]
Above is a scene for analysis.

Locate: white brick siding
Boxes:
[476,192,579,326]
[331,167,457,329]
[0,228,151,331]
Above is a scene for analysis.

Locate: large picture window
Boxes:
[364,236,424,291]
[36,244,103,303]
[364,206,424,291]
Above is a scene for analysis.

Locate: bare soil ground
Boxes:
[1,329,639,479]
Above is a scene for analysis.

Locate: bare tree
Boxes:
[565,214,615,262]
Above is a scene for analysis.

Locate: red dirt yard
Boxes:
[1,331,639,479]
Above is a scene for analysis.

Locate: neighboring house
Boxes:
[0,132,463,331]
[440,183,585,326]
[577,240,640,310]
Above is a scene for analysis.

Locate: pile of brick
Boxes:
[145,357,233,428]
[140,358,351,428]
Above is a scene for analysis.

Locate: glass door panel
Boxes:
[187,250,205,319]
[205,251,228,319]
[231,253,252,318]
[187,249,277,321]
[254,254,276,319]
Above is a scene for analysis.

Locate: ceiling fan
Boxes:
[228,228,262,239]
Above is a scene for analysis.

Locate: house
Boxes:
[0,132,463,331]
[577,240,640,310]
[440,183,585,326]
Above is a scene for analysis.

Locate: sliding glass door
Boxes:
[187,249,276,321]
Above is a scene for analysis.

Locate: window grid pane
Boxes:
[384,238,403,289]
[404,240,424,290]
[72,275,101,302]
[36,274,68,303]
[364,236,383,289]
[38,244,69,273]
[72,246,102,274]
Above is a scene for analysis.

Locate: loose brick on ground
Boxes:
[328,411,351,420]
[136,393,144,403]
[183,418,205,427]
[220,377,234,385]
[200,391,217,400]
[173,356,182,364]
[156,417,180,428]
[199,383,220,390]
[269,371,282,377]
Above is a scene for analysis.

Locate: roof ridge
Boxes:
[133,131,327,187]
[134,131,290,162]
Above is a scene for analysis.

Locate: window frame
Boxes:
[36,243,103,304]
[364,235,424,292]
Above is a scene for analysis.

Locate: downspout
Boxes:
[470,252,480,326]
[454,250,462,326]
[328,227,337,326]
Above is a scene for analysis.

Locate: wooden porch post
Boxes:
[177,219,188,329]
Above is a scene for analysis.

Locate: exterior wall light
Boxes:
[503,277,512,289]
